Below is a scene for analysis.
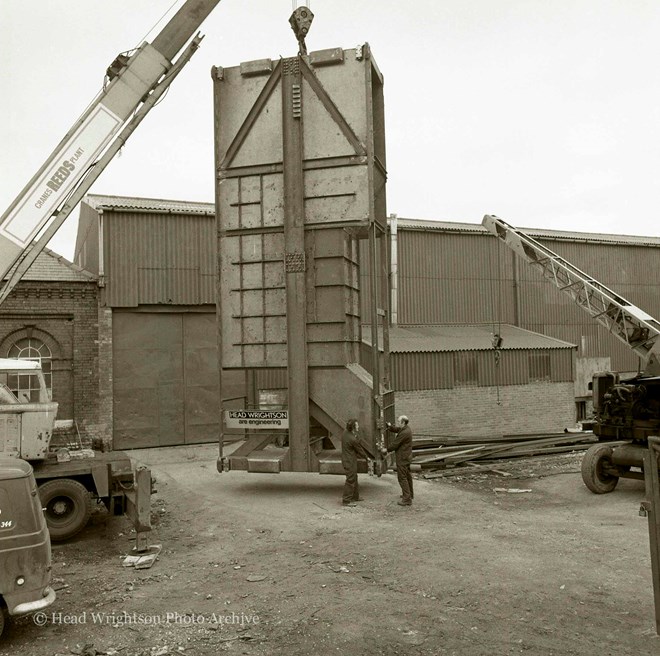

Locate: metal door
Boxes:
[113,312,219,448]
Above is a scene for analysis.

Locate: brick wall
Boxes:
[95,307,113,450]
[395,382,576,438]
[0,281,100,443]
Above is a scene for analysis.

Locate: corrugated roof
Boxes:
[395,217,660,247]
[84,194,215,215]
[5,248,97,283]
[82,197,660,246]
[363,324,575,353]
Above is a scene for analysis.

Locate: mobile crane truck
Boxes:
[482,214,660,494]
[0,0,223,634]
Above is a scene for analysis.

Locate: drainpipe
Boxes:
[98,210,105,288]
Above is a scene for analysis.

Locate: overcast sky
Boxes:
[2,0,659,260]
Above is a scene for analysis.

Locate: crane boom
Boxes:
[482,214,660,376]
[0,0,222,302]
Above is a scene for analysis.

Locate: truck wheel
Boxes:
[581,444,619,494]
[0,606,6,638]
[38,479,92,541]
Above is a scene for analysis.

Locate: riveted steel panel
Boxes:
[218,225,363,369]
[215,47,386,371]
[215,47,390,472]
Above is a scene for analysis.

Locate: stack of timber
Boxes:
[409,431,598,478]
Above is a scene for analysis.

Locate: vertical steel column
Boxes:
[389,214,398,327]
[369,223,382,435]
[213,65,226,472]
[643,437,660,634]
[379,225,391,390]
[282,57,310,471]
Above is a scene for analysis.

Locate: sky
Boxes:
[1,0,660,261]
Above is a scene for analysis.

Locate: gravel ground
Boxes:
[3,446,659,656]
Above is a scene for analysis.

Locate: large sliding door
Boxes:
[113,312,218,448]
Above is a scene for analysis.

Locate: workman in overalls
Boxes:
[384,415,414,506]
[341,418,370,506]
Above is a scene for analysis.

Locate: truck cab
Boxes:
[0,457,55,637]
[0,357,58,461]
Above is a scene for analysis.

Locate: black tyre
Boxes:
[38,479,92,541]
[581,444,619,494]
[0,606,6,639]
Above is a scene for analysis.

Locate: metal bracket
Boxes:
[123,466,152,553]
[292,83,302,118]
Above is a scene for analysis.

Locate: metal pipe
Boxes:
[612,443,646,467]
[389,213,398,327]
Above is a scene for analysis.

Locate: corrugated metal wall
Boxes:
[389,348,573,392]
[517,237,660,371]
[396,230,516,325]
[254,369,287,390]
[103,211,215,307]
[248,350,575,394]
[395,228,660,372]
[74,201,100,274]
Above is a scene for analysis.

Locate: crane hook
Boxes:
[289,3,314,56]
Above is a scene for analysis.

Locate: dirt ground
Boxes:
[3,446,659,656]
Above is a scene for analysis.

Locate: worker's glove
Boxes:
[380,448,388,456]
[386,422,392,429]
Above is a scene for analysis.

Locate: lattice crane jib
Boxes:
[482,214,660,376]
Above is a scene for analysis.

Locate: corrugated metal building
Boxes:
[361,324,576,436]
[76,195,241,449]
[358,217,660,418]
[388,217,660,375]
[74,195,660,446]
[365,324,574,389]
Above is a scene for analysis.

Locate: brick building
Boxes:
[0,248,101,442]
[369,324,576,437]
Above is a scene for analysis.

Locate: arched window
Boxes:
[7,337,52,402]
